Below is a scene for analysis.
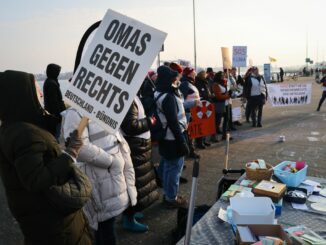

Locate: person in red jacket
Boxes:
[211,71,232,140]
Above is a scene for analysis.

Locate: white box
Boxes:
[230,197,275,225]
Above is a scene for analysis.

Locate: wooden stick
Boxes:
[77,117,89,136]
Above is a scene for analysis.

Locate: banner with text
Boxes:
[188,100,216,139]
[232,46,247,67]
[64,9,167,134]
[267,83,312,107]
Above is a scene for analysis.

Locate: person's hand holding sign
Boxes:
[149,115,157,126]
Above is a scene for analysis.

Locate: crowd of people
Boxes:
[0,62,269,245]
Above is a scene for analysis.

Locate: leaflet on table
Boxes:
[221,184,252,200]
[291,203,308,210]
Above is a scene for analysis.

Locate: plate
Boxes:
[311,203,326,212]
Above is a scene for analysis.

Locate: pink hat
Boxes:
[147,70,156,80]
[183,67,195,77]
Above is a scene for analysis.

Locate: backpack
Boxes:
[140,92,168,142]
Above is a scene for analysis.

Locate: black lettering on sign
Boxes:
[90,44,104,65]
[97,46,112,70]
[80,71,95,93]
[136,33,151,56]
[113,23,133,46]
[114,91,129,113]
[124,29,140,53]
[122,61,139,85]
[106,85,121,108]
[104,19,120,41]
[96,80,113,104]
[74,67,88,89]
[103,19,150,56]
[89,76,103,98]
[113,56,129,80]
[105,52,120,74]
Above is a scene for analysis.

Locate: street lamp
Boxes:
[193,0,197,70]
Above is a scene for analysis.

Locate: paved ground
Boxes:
[1,76,325,245]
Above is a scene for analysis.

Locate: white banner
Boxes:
[232,46,247,67]
[232,98,242,122]
[63,9,167,134]
[267,83,312,107]
[232,107,242,122]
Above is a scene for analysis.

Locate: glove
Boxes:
[178,141,190,156]
[65,130,83,158]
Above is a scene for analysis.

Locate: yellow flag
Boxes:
[269,56,277,62]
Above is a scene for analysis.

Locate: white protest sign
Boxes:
[267,83,312,107]
[264,63,271,83]
[232,46,247,67]
[221,47,232,69]
[64,9,167,134]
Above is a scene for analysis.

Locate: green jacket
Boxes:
[0,122,91,245]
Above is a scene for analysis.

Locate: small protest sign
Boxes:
[232,46,247,67]
[64,9,167,134]
[188,100,216,139]
[264,64,271,83]
[221,47,232,70]
[267,83,312,107]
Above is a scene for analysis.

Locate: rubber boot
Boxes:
[134,212,144,220]
[122,214,149,232]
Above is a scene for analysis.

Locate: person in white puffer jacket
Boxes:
[61,107,137,245]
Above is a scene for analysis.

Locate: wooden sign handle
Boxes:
[77,117,89,136]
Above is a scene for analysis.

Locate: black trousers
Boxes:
[95,217,116,245]
[249,96,264,125]
[245,102,251,122]
[317,91,326,110]
[222,105,231,135]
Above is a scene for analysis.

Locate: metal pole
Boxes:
[306,31,308,70]
[157,52,161,68]
[184,159,200,245]
[193,0,197,70]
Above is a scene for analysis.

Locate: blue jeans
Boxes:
[158,157,184,201]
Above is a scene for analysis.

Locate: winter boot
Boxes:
[122,214,149,232]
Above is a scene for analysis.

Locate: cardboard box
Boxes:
[236,224,292,245]
[230,197,275,225]
[253,180,287,202]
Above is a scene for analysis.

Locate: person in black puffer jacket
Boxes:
[43,63,66,139]
[121,95,159,232]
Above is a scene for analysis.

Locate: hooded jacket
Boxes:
[0,70,91,244]
[43,64,66,118]
[155,66,188,159]
[62,108,137,229]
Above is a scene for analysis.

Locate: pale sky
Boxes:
[0,0,325,73]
